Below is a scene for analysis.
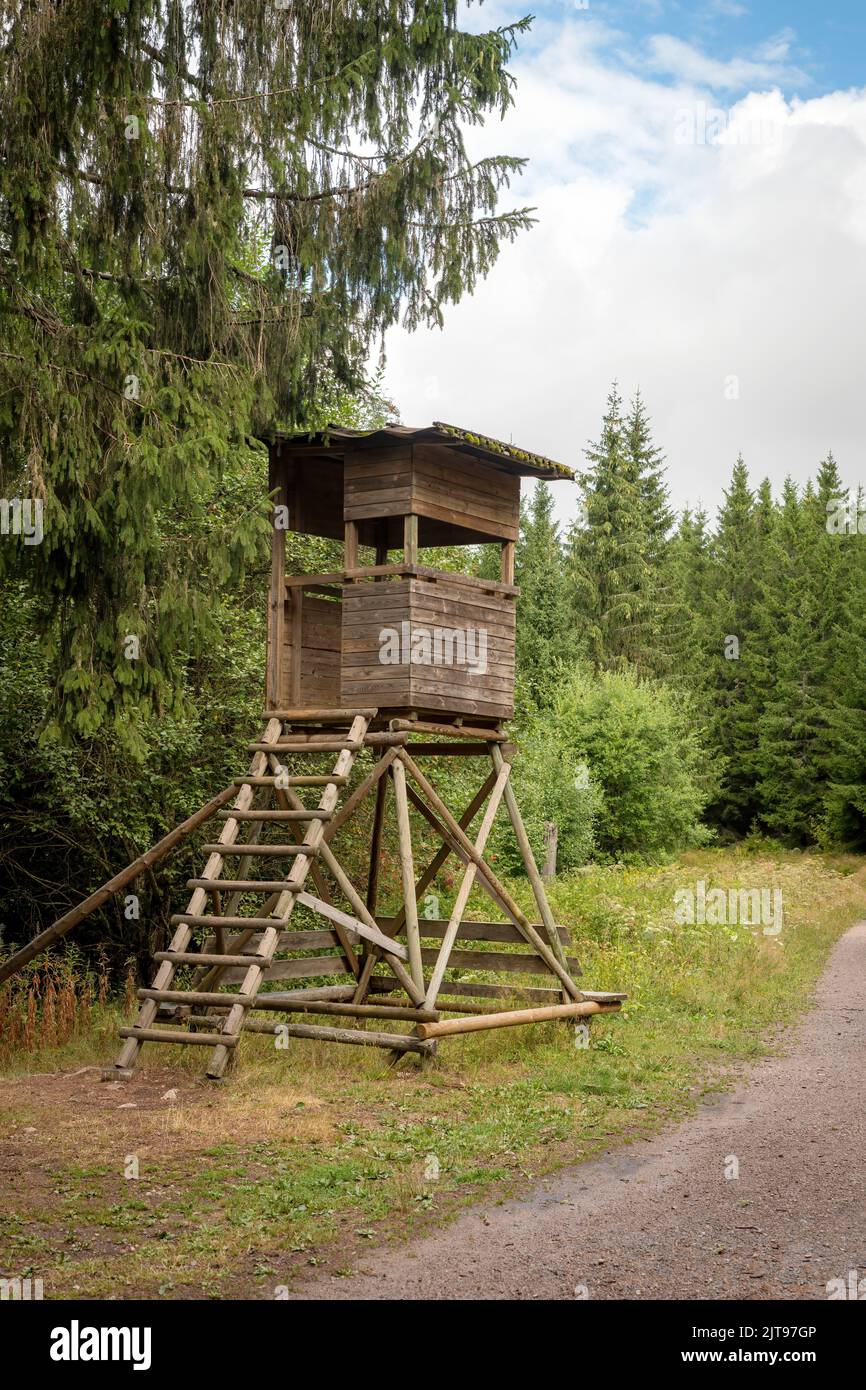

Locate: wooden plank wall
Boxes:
[341,576,515,720]
[343,444,520,542]
[411,443,520,541]
[343,447,413,524]
[282,591,342,707]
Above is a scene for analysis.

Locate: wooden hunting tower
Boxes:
[108,423,624,1079]
[265,421,563,722]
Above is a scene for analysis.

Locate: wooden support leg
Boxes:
[366,772,388,916]
[391,759,424,993]
[424,759,512,1009]
[489,743,578,995]
[387,770,498,937]
[398,750,583,1003]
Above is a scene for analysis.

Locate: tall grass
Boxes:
[0,948,131,1070]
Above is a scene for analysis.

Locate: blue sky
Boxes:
[524,1,866,95]
[386,2,866,520]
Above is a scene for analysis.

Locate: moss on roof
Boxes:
[270,421,574,480]
[433,421,574,479]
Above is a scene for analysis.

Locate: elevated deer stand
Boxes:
[114,424,624,1078]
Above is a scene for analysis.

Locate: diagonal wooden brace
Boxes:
[397,750,584,1003]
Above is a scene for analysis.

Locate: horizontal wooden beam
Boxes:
[262,708,379,720]
[283,564,518,596]
[118,1026,238,1047]
[248,998,437,1022]
[242,1017,435,1054]
[379,918,572,945]
[389,719,507,742]
[415,999,621,1040]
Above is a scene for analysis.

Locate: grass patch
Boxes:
[1,847,863,1299]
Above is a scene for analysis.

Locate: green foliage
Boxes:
[668,450,866,847]
[494,697,601,873]
[542,666,716,863]
[0,0,534,736]
[567,383,675,677]
[514,481,573,708]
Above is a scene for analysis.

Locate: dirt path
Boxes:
[293,922,866,1300]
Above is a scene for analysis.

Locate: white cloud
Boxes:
[383,18,866,522]
[641,33,808,91]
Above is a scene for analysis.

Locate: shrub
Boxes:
[521,666,716,863]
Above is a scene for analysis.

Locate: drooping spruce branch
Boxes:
[0,1,535,740]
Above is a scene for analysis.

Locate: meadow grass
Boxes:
[1,847,864,1298]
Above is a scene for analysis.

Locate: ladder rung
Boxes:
[118,1026,239,1047]
[187,879,310,892]
[200,844,310,857]
[154,950,272,966]
[217,809,332,822]
[138,988,255,1008]
[248,740,361,753]
[170,914,289,929]
[234,775,348,787]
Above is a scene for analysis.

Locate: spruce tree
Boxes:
[624,389,677,673]
[753,479,825,840]
[514,481,573,707]
[625,389,674,566]
[703,455,763,831]
[568,383,656,674]
[822,480,866,846]
[0,1,534,738]
[669,504,714,692]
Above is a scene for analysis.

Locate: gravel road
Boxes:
[293,922,866,1300]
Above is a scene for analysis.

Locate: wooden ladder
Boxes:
[114,711,374,1079]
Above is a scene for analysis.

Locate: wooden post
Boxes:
[289,587,303,705]
[366,774,388,915]
[501,540,515,586]
[344,520,359,572]
[374,519,389,574]
[391,758,424,992]
[542,822,558,881]
[267,452,288,710]
[424,759,511,1008]
[489,743,573,975]
[403,512,418,565]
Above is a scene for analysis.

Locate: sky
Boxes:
[382,0,866,527]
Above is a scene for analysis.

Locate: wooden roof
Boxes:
[271,421,574,481]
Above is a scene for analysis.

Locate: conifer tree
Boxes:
[702,455,763,831]
[0,0,534,737]
[623,389,678,673]
[625,390,674,566]
[669,504,714,692]
[568,383,656,674]
[752,479,826,839]
[821,475,866,846]
[514,481,573,707]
